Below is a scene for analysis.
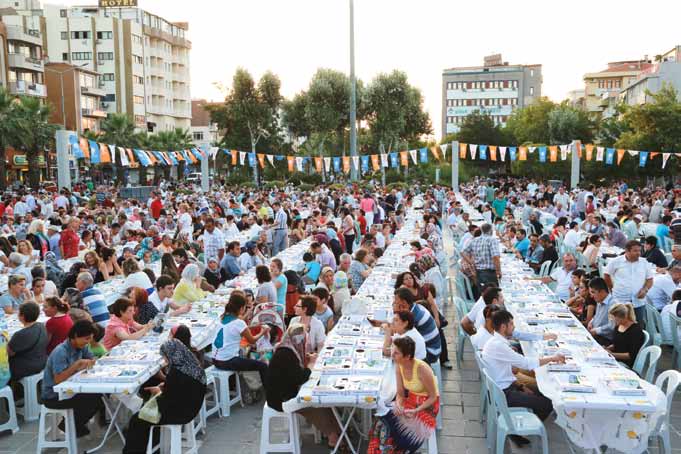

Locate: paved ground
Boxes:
[2,232,681,453]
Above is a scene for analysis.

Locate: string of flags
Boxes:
[457,142,679,169]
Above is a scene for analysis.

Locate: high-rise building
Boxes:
[583,60,653,116]
[41,3,191,132]
[441,54,542,137]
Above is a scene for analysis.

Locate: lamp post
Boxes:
[349,0,358,181]
[44,63,88,129]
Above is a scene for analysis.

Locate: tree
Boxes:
[0,88,18,189]
[505,97,556,144]
[101,113,136,183]
[13,96,58,189]
[547,102,595,144]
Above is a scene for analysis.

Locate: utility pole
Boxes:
[349,0,358,181]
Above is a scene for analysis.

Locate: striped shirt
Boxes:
[80,286,110,326]
[411,303,441,364]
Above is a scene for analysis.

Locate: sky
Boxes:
[60,0,681,139]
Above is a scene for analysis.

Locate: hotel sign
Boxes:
[99,0,138,7]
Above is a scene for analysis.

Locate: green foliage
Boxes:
[505,98,556,144]
[287,171,322,186]
[547,103,595,144]
[298,183,314,192]
[0,87,18,189]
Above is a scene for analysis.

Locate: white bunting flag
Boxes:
[441,143,448,160]
[470,144,478,160]
[529,146,537,154]
[352,156,360,170]
[499,146,507,162]
[239,151,246,165]
[596,147,604,162]
[210,147,219,160]
[295,156,304,172]
[627,150,639,157]
[108,145,116,164]
[266,154,274,166]
[118,147,129,166]
[560,144,568,160]
[324,157,331,172]
[380,153,389,168]
[662,153,671,169]
[408,149,417,165]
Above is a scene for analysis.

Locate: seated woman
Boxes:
[123,339,206,453]
[102,297,154,350]
[99,247,123,279]
[605,303,645,369]
[211,291,269,385]
[44,296,73,354]
[122,258,155,296]
[289,295,326,353]
[8,301,48,381]
[381,311,426,361]
[582,235,602,270]
[172,264,207,305]
[203,257,223,289]
[265,323,341,449]
[368,337,439,454]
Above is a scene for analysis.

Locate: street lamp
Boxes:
[44,63,88,129]
[349,0,358,181]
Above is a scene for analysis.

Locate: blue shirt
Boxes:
[275,274,288,309]
[0,293,23,313]
[656,224,670,248]
[80,286,110,326]
[220,253,241,280]
[49,233,61,260]
[304,261,321,283]
[526,244,544,265]
[42,340,94,401]
[515,237,530,259]
[411,303,441,364]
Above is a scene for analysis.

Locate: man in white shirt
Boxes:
[552,187,570,211]
[647,266,681,311]
[149,275,190,314]
[562,222,581,250]
[538,253,577,301]
[54,191,70,210]
[482,309,565,431]
[222,215,240,240]
[470,304,502,350]
[604,240,654,325]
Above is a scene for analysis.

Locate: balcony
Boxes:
[81,85,107,97]
[81,108,107,118]
[9,81,46,97]
[6,25,42,47]
[8,53,44,72]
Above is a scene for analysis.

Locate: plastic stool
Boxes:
[425,430,438,454]
[296,414,321,445]
[206,366,243,417]
[194,372,220,437]
[259,403,301,454]
[36,405,78,453]
[17,371,42,421]
[0,385,19,434]
[430,362,443,430]
[146,422,197,454]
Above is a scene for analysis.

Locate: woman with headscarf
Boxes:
[123,339,206,453]
[172,264,207,305]
[26,219,49,260]
[265,323,341,449]
[203,257,223,289]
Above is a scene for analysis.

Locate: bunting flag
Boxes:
[419,147,428,163]
[380,153,389,168]
[257,153,265,168]
[287,156,295,172]
[459,143,467,159]
[529,146,537,155]
[662,153,671,169]
[79,138,90,159]
[88,141,101,164]
[99,143,112,163]
[549,145,557,162]
[108,144,116,164]
[231,150,237,166]
[408,149,417,165]
[342,156,350,173]
[118,147,129,166]
[616,149,625,166]
[605,148,615,165]
[69,135,83,159]
[650,152,659,160]
[479,145,487,160]
[390,153,398,168]
[239,151,246,166]
[134,149,151,167]
[538,146,547,163]
[324,157,331,172]
[247,152,256,167]
[295,156,304,172]
[559,144,569,160]
[470,144,478,160]
[126,148,137,167]
[267,154,274,167]
[314,157,323,173]
[430,146,439,160]
[174,151,184,162]
[333,157,341,172]
[371,154,380,170]
[586,144,594,161]
[441,143,448,160]
[639,152,649,167]
[500,146,507,162]
[361,155,369,172]
[596,147,604,162]
[489,146,497,161]
[352,155,360,171]
[400,151,409,167]
[576,142,582,159]
[167,151,178,166]
[150,151,164,165]
[509,147,517,161]
[627,149,638,157]
[519,146,527,161]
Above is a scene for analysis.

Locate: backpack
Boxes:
[284,270,305,294]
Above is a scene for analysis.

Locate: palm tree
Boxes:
[101,113,136,183]
[0,88,17,189]
[13,96,58,189]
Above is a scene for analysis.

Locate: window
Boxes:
[60,9,67,17]
[530,69,534,77]
[96,31,113,40]
[133,95,144,105]
[71,31,90,39]
[62,52,68,61]
[79,73,95,88]
[133,55,143,64]
[102,73,115,81]
[132,35,143,46]
[530,86,534,96]
[60,31,68,40]
[193,131,204,141]
[97,52,113,61]
[133,75,144,85]
[71,52,92,60]
[103,93,116,102]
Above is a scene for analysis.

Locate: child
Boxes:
[302,252,321,285]
[568,269,586,298]
[89,323,108,358]
[311,287,334,333]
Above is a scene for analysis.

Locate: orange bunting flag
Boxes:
[489,146,497,161]
[342,156,351,173]
[616,149,625,165]
[400,151,409,167]
[430,146,440,160]
[585,144,594,161]
[650,152,660,159]
[230,150,237,165]
[99,144,111,163]
[126,148,137,167]
[371,154,380,170]
[576,142,582,159]
[173,151,183,162]
[257,153,265,168]
[79,138,90,159]
[519,146,528,161]
[459,143,467,159]
[314,157,323,173]
[549,145,558,162]
[287,156,295,172]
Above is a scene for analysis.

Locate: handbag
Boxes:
[138,393,162,424]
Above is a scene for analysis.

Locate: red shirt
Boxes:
[358,215,367,235]
[150,199,163,220]
[46,315,73,354]
[59,228,80,259]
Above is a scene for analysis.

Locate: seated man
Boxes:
[587,277,616,345]
[647,266,681,311]
[0,274,29,315]
[642,235,668,269]
[76,272,110,327]
[536,253,577,301]
[41,320,103,438]
[392,287,441,365]
[219,241,243,281]
[481,310,565,446]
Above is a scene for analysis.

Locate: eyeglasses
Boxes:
[294,304,302,308]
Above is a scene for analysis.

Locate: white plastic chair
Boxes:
[259,403,301,454]
[644,303,672,346]
[0,385,19,435]
[649,370,681,454]
[146,422,197,454]
[17,371,42,421]
[538,261,552,278]
[632,345,661,383]
[205,365,244,417]
[668,312,681,369]
[642,329,651,349]
[453,297,470,369]
[36,405,77,453]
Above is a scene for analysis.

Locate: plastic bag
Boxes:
[138,393,161,424]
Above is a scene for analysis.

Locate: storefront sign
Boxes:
[13,155,45,166]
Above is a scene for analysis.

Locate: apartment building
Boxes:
[583,60,653,115]
[442,54,542,136]
[191,99,220,150]
[42,3,191,132]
